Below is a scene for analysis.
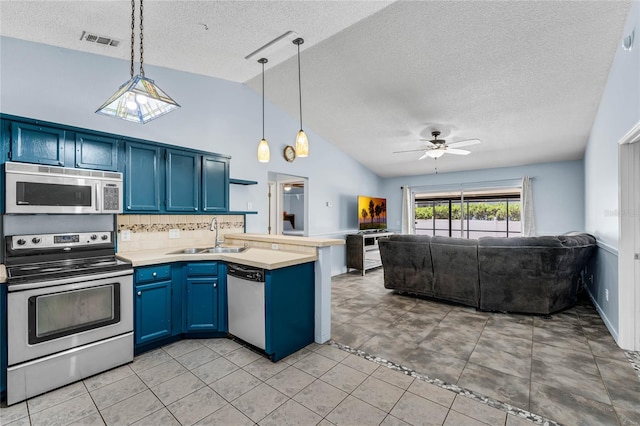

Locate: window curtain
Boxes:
[521,176,536,236]
[401,186,414,234]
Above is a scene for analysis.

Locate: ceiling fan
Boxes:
[393,131,481,159]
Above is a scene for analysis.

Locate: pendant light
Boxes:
[257,58,270,163]
[293,38,309,157]
[96,0,180,124]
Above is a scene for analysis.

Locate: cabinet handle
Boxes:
[195,207,198,211]
[137,291,142,296]
[152,272,157,277]
[213,283,217,288]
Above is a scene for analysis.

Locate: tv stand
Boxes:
[346,232,393,275]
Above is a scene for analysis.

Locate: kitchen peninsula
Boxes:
[117,233,344,348]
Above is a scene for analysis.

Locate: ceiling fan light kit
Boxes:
[393,130,481,161]
[96,0,180,124]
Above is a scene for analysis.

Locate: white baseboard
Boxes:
[585,286,619,343]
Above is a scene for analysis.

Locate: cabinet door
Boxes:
[135,280,172,345]
[10,122,65,166]
[125,142,161,212]
[201,155,229,212]
[185,277,218,331]
[75,133,119,171]
[166,149,199,212]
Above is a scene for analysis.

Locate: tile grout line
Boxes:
[329,340,562,426]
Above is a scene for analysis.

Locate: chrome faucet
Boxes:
[210,217,221,247]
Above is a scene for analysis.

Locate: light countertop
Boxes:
[117,245,317,270]
[225,233,344,247]
[0,264,6,283]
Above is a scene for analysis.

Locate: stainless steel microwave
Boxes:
[5,162,123,214]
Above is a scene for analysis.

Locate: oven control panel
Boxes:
[11,232,112,250]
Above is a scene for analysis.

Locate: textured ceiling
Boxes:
[0,1,632,177]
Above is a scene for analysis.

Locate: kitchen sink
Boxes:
[167,248,202,254]
[199,246,248,254]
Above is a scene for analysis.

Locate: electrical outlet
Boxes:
[605,288,609,302]
[272,243,279,250]
[120,230,131,241]
[247,202,253,210]
[169,228,180,239]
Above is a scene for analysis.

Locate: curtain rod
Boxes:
[401,176,536,190]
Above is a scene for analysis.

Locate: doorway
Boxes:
[267,172,309,237]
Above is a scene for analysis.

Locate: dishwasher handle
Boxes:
[227,263,265,282]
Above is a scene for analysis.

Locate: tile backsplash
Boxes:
[117,214,244,252]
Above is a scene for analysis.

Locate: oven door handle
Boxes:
[7,269,133,292]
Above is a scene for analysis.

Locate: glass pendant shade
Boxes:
[257,138,270,163]
[96,75,180,124]
[427,149,446,159]
[96,0,179,124]
[295,130,309,157]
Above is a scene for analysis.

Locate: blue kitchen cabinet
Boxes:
[265,262,315,361]
[202,155,229,212]
[184,262,227,332]
[125,142,162,212]
[166,149,199,212]
[9,121,65,166]
[1,284,6,397]
[134,265,172,346]
[75,133,119,171]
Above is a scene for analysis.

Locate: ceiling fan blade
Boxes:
[447,139,481,148]
[419,140,438,148]
[393,148,429,154]
[418,152,429,160]
[445,148,471,155]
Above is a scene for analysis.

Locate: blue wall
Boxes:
[583,2,639,339]
[381,160,586,235]
[0,36,382,275]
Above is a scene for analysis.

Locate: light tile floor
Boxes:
[2,268,639,425]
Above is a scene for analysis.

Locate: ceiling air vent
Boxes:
[80,31,121,47]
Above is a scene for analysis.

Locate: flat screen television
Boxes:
[358,195,387,231]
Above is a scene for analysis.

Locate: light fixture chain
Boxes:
[297,42,303,129]
[262,60,265,140]
[139,0,144,76]
[130,0,135,78]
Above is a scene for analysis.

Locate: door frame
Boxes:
[618,119,640,351]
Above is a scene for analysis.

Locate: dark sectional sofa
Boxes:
[378,233,596,314]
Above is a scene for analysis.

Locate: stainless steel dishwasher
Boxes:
[227,263,266,350]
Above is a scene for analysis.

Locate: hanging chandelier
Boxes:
[293,38,309,157]
[257,58,270,163]
[96,0,180,124]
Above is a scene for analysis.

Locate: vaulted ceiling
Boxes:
[0,1,632,177]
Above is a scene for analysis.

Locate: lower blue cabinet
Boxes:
[185,277,218,331]
[134,262,227,352]
[184,262,227,333]
[135,280,172,346]
[134,264,173,346]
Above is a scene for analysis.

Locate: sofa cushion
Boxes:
[379,236,435,297]
[430,236,480,307]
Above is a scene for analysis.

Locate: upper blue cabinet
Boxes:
[2,115,231,215]
[124,145,229,214]
[10,121,65,166]
[202,155,229,213]
[166,149,200,212]
[75,133,119,171]
[125,142,162,212]
[8,120,119,171]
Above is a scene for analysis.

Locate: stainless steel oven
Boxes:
[4,231,133,405]
[5,161,123,214]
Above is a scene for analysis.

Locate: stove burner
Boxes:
[6,255,132,284]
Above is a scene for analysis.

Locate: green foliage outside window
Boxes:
[415,201,521,221]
